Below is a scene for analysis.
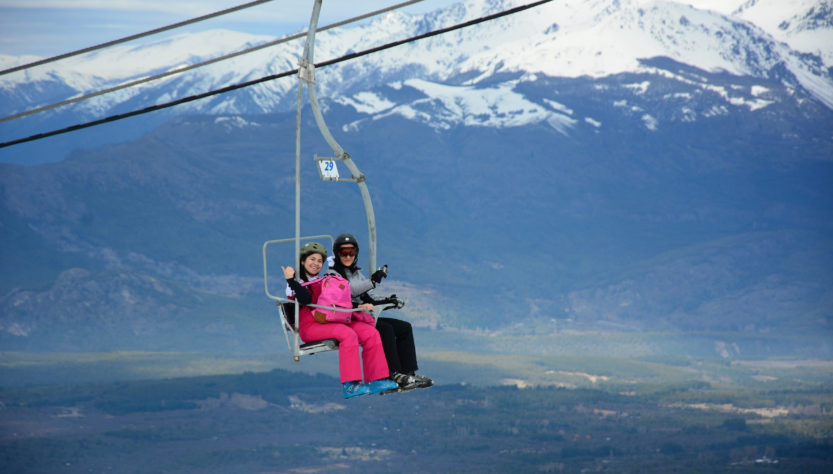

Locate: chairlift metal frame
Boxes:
[262,0,381,361]
[263,235,335,361]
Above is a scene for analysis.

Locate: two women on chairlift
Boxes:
[283,242,398,398]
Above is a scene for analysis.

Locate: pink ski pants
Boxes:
[299,312,389,384]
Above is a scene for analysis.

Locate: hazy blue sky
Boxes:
[0,0,450,57]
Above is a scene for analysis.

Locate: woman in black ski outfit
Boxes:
[329,233,433,391]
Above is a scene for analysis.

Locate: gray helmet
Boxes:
[333,233,358,255]
[300,241,327,259]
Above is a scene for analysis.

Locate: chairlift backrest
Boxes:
[263,235,339,361]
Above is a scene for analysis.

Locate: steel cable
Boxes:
[0,0,554,149]
[0,0,425,123]
[0,0,276,76]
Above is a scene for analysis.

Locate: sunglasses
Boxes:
[338,248,358,257]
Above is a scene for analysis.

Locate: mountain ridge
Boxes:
[1,0,831,143]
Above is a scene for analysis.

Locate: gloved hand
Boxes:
[389,294,405,309]
[370,265,388,284]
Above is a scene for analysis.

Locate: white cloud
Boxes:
[0,0,451,21]
[0,0,313,23]
[0,0,451,56]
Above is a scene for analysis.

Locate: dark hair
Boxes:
[299,252,324,282]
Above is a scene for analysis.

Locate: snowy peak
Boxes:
[1,0,832,127]
[338,77,579,134]
[451,0,827,83]
[734,0,833,63]
[2,30,277,87]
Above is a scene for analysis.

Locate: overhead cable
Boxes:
[0,0,276,77]
[0,0,554,150]
[0,0,425,123]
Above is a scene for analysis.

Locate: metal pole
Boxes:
[291,13,307,362]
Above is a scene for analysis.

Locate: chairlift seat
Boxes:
[277,300,338,358]
[299,338,339,355]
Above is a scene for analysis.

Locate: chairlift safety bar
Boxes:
[262,234,379,316]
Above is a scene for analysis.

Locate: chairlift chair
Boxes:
[263,0,383,362]
[263,236,401,362]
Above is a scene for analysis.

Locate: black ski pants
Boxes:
[376,317,418,375]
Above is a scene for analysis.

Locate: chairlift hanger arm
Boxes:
[301,0,378,273]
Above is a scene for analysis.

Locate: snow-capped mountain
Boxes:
[734,0,833,65]
[1,0,831,137]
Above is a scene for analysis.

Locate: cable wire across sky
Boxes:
[0,0,426,124]
[0,0,276,77]
[0,0,554,150]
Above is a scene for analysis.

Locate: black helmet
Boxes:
[333,233,359,255]
[300,241,327,259]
